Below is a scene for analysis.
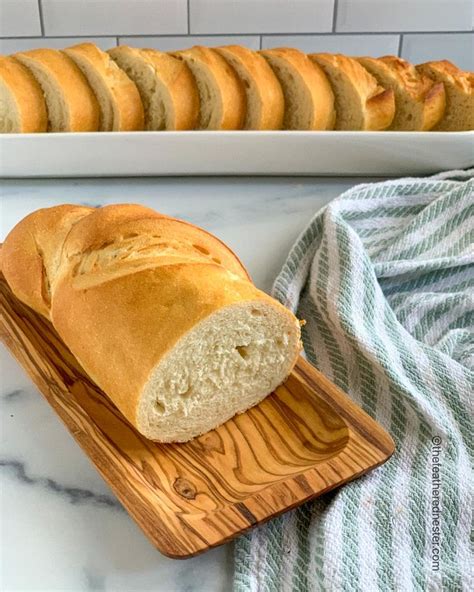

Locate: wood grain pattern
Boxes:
[0,275,394,558]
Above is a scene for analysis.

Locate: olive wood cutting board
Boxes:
[0,275,394,558]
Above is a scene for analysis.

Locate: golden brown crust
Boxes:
[421,81,446,131]
[357,55,446,130]
[15,48,100,132]
[416,60,474,130]
[418,60,472,93]
[215,45,284,130]
[61,204,251,283]
[174,46,246,130]
[0,55,48,133]
[64,43,144,131]
[310,53,395,130]
[1,205,92,317]
[261,47,335,130]
[365,88,396,131]
[378,56,435,96]
[1,204,251,321]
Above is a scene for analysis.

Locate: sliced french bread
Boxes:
[416,60,473,131]
[0,55,47,133]
[173,46,246,130]
[2,204,301,442]
[357,56,446,130]
[260,47,335,130]
[15,48,100,132]
[64,43,144,131]
[310,53,395,130]
[108,46,199,130]
[215,45,284,130]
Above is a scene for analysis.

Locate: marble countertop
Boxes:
[0,175,384,592]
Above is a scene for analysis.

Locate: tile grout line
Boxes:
[258,29,472,37]
[332,0,339,33]
[398,34,404,57]
[0,31,471,42]
[187,0,191,34]
[37,0,45,37]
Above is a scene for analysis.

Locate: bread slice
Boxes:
[215,45,284,130]
[0,55,47,133]
[173,46,246,130]
[2,204,302,442]
[64,43,144,131]
[357,56,445,131]
[416,60,473,131]
[108,46,199,131]
[15,48,99,132]
[260,48,335,130]
[310,53,395,130]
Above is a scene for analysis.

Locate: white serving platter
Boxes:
[1,131,472,177]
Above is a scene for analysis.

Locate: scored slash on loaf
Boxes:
[1,43,472,133]
[1,204,302,442]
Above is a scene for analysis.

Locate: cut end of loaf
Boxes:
[137,300,301,442]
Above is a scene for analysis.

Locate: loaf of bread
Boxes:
[260,48,335,130]
[357,56,446,130]
[64,43,144,131]
[310,53,395,130]
[1,204,301,442]
[215,45,284,130]
[173,46,246,130]
[416,60,474,131]
[0,55,47,133]
[108,46,199,131]
[15,48,100,132]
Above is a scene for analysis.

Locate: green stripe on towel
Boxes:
[234,170,473,592]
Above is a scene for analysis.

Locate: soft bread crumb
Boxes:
[138,300,301,442]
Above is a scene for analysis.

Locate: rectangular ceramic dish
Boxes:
[0,131,471,177]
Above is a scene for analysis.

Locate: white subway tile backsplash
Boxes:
[42,0,187,36]
[0,0,469,75]
[190,0,334,34]
[0,37,117,54]
[402,33,474,70]
[336,0,472,33]
[119,36,261,51]
[0,0,41,37]
[262,34,400,56]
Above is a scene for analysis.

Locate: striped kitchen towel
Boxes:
[234,170,473,592]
